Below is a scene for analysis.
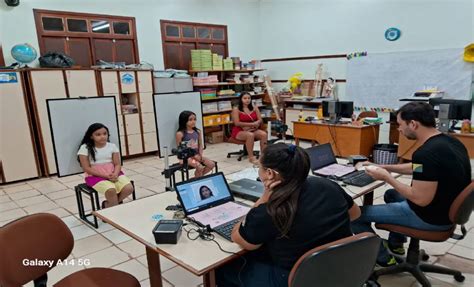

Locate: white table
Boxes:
[94,166,399,287]
[230,162,399,205]
[94,192,245,287]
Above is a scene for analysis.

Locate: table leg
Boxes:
[203,270,216,287]
[146,246,163,287]
[363,192,374,206]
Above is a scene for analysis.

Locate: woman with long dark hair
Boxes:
[216,143,361,287]
[230,92,267,164]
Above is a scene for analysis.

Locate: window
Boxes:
[113,22,130,35]
[197,27,210,39]
[67,19,88,32]
[212,28,224,40]
[165,24,180,38]
[182,26,195,38]
[42,17,64,31]
[34,10,139,67]
[160,20,228,70]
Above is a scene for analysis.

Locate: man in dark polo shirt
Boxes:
[353,101,471,266]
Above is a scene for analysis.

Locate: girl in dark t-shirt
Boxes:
[216,143,359,287]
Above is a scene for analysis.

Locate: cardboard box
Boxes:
[206,131,224,144]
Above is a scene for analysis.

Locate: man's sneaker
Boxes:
[376,256,398,268]
[384,240,406,256]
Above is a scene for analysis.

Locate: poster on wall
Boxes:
[0,72,18,84]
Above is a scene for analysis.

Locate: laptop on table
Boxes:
[305,144,375,187]
[229,178,264,202]
[175,172,251,241]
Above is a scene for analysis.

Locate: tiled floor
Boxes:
[1,142,473,286]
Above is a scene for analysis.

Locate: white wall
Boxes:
[1,0,472,141]
[258,0,473,81]
[0,0,260,67]
[257,0,474,142]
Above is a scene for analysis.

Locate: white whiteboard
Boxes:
[153,92,204,157]
[47,97,120,177]
[346,48,473,109]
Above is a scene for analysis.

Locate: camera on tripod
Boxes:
[172,141,197,160]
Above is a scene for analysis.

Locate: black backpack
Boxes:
[39,52,75,68]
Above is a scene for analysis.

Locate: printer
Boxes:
[399,90,444,102]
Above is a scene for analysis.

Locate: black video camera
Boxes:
[172,141,197,160]
[272,121,288,134]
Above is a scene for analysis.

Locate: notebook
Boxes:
[306,144,355,177]
[174,172,250,240]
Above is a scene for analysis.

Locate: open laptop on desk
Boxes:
[175,172,251,241]
[229,178,264,202]
[306,144,375,187]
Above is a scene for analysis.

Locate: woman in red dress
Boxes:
[231,92,267,164]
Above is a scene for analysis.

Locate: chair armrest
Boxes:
[450,225,467,240]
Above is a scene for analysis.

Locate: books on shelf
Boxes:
[192,75,218,86]
[198,88,217,100]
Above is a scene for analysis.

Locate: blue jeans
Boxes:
[351,189,453,262]
[216,253,289,287]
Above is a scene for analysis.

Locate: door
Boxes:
[43,36,67,54]
[163,42,181,69]
[101,71,119,94]
[0,72,39,181]
[180,42,196,71]
[141,113,156,133]
[137,71,153,93]
[115,39,136,64]
[65,70,98,98]
[67,37,92,67]
[139,92,154,113]
[119,71,137,93]
[127,134,143,155]
[124,113,141,135]
[30,70,68,174]
[143,132,158,152]
[93,39,114,63]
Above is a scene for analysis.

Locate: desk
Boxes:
[230,165,397,206]
[398,132,474,161]
[94,192,245,287]
[94,170,397,287]
[293,121,380,157]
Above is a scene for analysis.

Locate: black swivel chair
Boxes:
[227,137,260,161]
[373,181,474,286]
[288,232,381,287]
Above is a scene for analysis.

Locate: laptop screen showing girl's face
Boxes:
[175,172,234,215]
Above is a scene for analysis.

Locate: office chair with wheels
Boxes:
[0,213,140,287]
[227,137,259,161]
[373,181,474,287]
[288,232,381,287]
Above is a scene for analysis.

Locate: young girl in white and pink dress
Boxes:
[176,111,215,178]
[77,123,133,208]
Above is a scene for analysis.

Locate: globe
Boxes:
[11,43,38,65]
